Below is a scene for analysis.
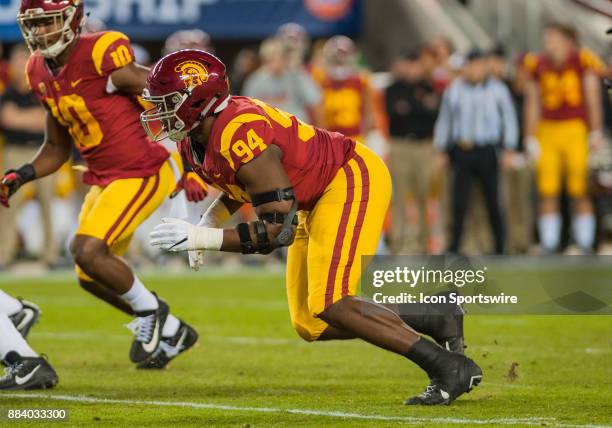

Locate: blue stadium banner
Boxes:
[0,0,361,42]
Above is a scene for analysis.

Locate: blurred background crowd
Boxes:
[0,0,611,272]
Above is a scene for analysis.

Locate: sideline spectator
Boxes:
[385,51,439,253]
[163,29,214,56]
[243,37,321,123]
[430,36,456,94]
[276,22,310,69]
[0,45,58,268]
[487,46,533,253]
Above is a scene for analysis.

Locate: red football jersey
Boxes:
[523,49,605,121]
[312,68,370,139]
[180,96,356,210]
[27,31,169,186]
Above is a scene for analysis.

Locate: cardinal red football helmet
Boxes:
[17,0,85,58]
[141,49,230,142]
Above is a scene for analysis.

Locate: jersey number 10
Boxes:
[46,94,103,149]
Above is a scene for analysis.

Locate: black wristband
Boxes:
[16,164,36,183]
[3,164,36,197]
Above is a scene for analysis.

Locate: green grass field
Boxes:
[0,269,610,427]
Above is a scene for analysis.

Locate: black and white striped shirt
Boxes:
[434,77,518,150]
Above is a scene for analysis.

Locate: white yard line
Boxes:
[0,392,576,426]
[0,266,285,283]
[31,332,612,355]
[32,332,298,345]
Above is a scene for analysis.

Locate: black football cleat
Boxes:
[126,296,169,363]
[405,353,482,405]
[9,299,41,339]
[136,320,198,369]
[0,352,58,390]
[434,307,465,354]
[400,291,466,354]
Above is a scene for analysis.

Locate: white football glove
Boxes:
[186,198,232,270]
[149,218,223,252]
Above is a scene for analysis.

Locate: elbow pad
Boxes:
[236,187,298,254]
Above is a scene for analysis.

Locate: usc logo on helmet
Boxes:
[175,60,209,89]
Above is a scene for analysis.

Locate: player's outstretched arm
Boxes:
[150,146,296,254]
[0,113,71,207]
[110,62,151,96]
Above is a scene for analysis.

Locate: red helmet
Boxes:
[163,29,213,55]
[17,0,85,58]
[141,49,230,143]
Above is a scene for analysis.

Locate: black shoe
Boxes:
[9,300,41,339]
[434,305,465,354]
[136,320,198,369]
[405,352,482,405]
[400,291,466,354]
[0,352,58,390]
[126,296,169,363]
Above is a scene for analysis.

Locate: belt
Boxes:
[456,140,474,151]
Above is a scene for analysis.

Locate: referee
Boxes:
[434,49,518,254]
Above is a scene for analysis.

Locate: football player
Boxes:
[311,36,379,143]
[144,50,482,405]
[0,290,58,390]
[0,0,202,369]
[523,23,606,253]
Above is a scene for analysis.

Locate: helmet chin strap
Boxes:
[199,96,219,119]
[214,95,231,114]
[193,94,231,128]
[187,96,218,137]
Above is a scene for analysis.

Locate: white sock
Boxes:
[162,314,181,338]
[120,276,158,313]
[0,313,38,360]
[0,290,23,316]
[538,213,561,251]
[572,214,595,250]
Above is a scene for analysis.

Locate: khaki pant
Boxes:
[463,187,492,253]
[388,138,434,254]
[503,165,533,254]
[0,144,58,265]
